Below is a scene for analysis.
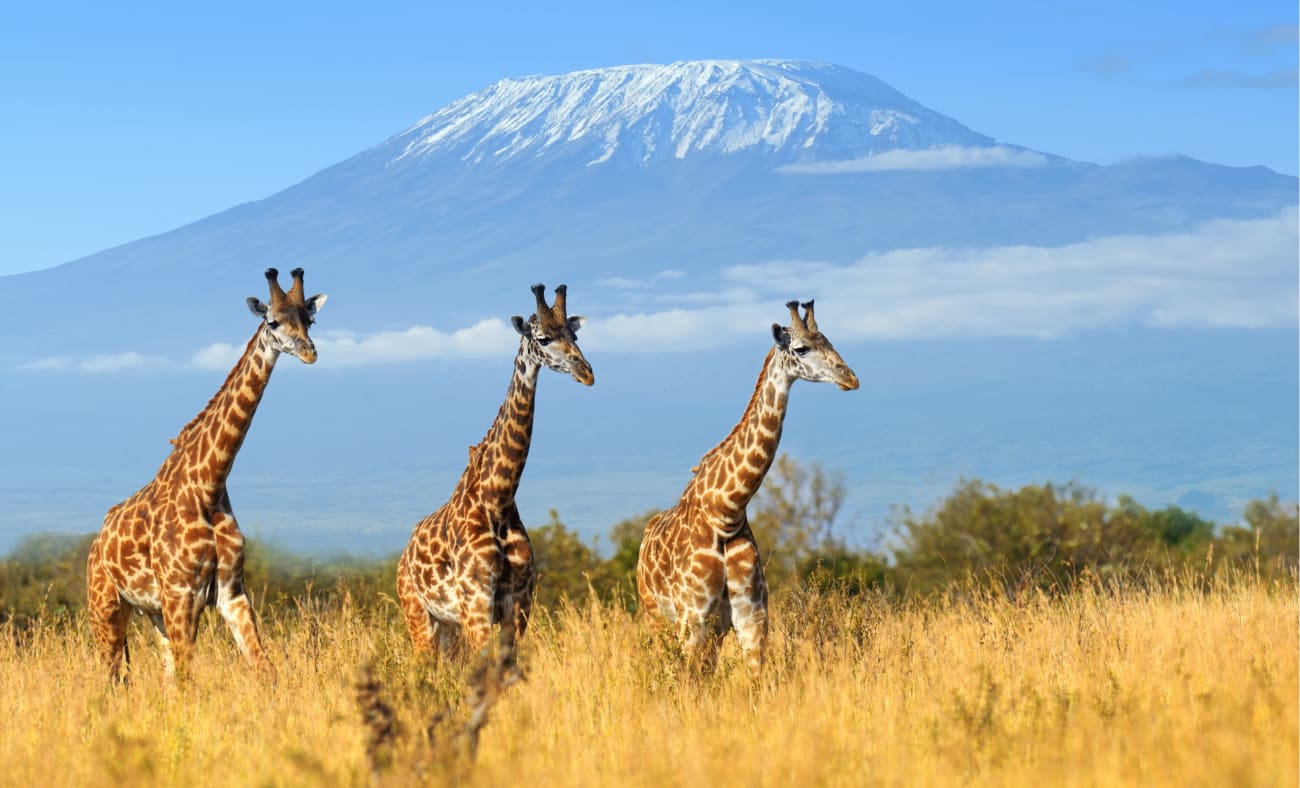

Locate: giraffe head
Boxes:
[510,283,594,385]
[771,300,859,390]
[245,267,327,364]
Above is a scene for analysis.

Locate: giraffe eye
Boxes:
[794,346,810,356]
[537,336,553,346]
[267,320,280,329]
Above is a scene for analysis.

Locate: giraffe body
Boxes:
[397,284,592,658]
[86,268,326,681]
[637,301,858,674]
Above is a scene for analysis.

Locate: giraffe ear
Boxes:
[567,315,586,334]
[511,315,529,336]
[247,297,268,319]
[772,323,790,349]
[306,293,327,315]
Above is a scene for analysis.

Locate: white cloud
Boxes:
[186,319,519,370]
[583,304,765,351]
[731,209,1298,338]
[14,210,1296,371]
[23,320,518,376]
[777,144,1048,175]
[79,352,172,373]
[190,342,243,370]
[599,269,687,289]
[19,352,172,373]
[312,319,517,367]
[18,357,72,371]
[651,287,760,305]
[590,208,1298,344]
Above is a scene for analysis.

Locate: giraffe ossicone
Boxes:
[396,283,593,659]
[86,267,327,682]
[636,299,858,675]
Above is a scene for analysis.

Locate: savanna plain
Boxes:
[1,569,1295,787]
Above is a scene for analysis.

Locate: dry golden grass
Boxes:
[1,575,1295,787]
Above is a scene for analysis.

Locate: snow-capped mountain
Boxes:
[3,59,1291,339]
[2,59,1292,350]
[384,60,994,168]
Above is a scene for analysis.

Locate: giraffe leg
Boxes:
[512,576,534,641]
[160,589,202,681]
[635,572,658,618]
[87,550,132,683]
[681,544,729,675]
[460,578,497,656]
[396,564,439,658]
[149,612,175,677]
[435,621,461,659]
[677,612,722,675]
[725,533,769,676]
[458,539,503,655]
[500,516,535,640]
[635,513,671,619]
[211,514,273,676]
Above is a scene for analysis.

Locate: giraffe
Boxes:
[636,300,858,674]
[396,283,593,658]
[85,268,327,682]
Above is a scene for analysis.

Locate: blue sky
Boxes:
[1,1,1295,276]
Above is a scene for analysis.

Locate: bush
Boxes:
[2,474,1294,627]
[750,454,852,588]
[891,480,1296,596]
[0,532,94,626]
[1214,494,1300,579]
[529,510,607,610]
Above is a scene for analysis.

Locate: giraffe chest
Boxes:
[405,553,470,624]
[105,518,219,613]
[641,510,733,619]
[114,555,217,613]
[403,502,530,625]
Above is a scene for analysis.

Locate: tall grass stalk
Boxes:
[0,572,1294,786]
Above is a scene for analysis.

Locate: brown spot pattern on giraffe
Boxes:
[85,268,325,682]
[396,285,592,659]
[637,301,857,675]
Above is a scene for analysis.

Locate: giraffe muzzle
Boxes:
[837,369,859,391]
[571,360,595,386]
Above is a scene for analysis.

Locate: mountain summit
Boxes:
[380,60,995,169]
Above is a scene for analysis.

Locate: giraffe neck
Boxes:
[167,324,280,496]
[685,347,794,523]
[457,343,541,515]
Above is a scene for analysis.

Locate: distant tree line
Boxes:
[528,458,1297,606]
[2,456,1296,626]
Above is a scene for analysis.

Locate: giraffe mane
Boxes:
[168,331,260,449]
[689,347,777,482]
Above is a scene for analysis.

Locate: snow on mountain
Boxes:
[386,60,996,168]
